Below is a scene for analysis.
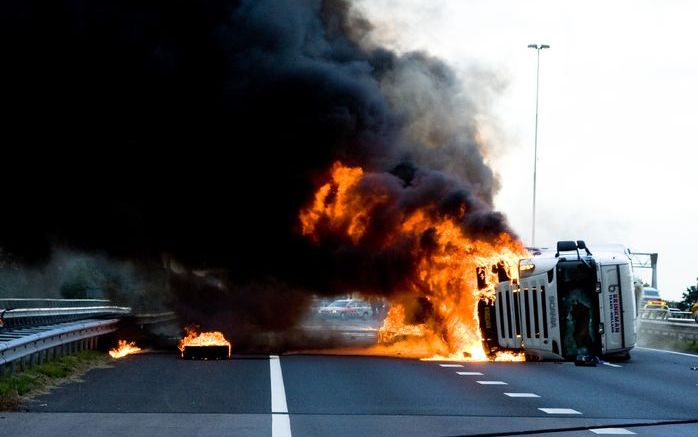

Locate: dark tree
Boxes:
[679,278,698,311]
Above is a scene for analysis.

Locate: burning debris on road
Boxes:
[109,340,142,359]
[179,328,232,360]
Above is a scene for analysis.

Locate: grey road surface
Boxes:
[1,347,698,436]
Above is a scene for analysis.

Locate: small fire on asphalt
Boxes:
[109,340,142,359]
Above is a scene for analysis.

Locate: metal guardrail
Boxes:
[129,311,178,325]
[0,298,111,309]
[639,308,695,322]
[638,318,698,342]
[0,300,133,375]
[3,306,130,320]
[0,319,119,375]
[1,306,131,330]
[0,299,131,329]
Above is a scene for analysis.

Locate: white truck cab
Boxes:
[480,240,637,361]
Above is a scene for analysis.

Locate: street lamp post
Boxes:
[527,43,549,247]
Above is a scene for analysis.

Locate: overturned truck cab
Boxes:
[479,240,637,362]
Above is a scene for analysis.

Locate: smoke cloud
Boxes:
[0,0,515,349]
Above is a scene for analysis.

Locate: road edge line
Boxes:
[635,346,698,358]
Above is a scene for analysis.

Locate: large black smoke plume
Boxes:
[0,0,514,350]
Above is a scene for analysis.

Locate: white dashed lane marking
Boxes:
[504,393,540,398]
[602,362,622,368]
[589,428,635,435]
[538,408,582,415]
[438,362,586,420]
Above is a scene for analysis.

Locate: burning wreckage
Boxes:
[179,328,232,360]
[163,236,638,364]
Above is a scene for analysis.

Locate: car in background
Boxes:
[639,287,662,307]
[640,300,669,320]
[318,299,372,320]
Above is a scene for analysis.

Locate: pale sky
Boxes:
[359,0,698,301]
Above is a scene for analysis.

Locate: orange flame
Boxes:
[300,161,389,244]
[109,340,142,359]
[178,327,232,357]
[300,162,528,362]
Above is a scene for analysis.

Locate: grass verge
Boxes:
[0,350,109,411]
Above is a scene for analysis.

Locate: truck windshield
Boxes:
[556,260,601,360]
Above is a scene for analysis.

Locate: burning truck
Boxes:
[478,240,637,362]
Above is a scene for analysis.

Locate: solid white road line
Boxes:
[538,408,582,415]
[476,381,507,385]
[456,371,484,376]
[504,393,540,398]
[589,428,636,435]
[270,355,292,437]
[270,355,288,413]
[636,346,698,358]
[602,362,622,368]
[439,364,464,367]
[272,414,292,437]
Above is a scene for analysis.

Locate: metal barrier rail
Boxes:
[129,311,178,325]
[638,318,698,342]
[0,298,111,309]
[1,306,131,329]
[638,308,695,323]
[0,319,119,375]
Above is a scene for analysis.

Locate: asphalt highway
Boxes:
[2,347,698,436]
